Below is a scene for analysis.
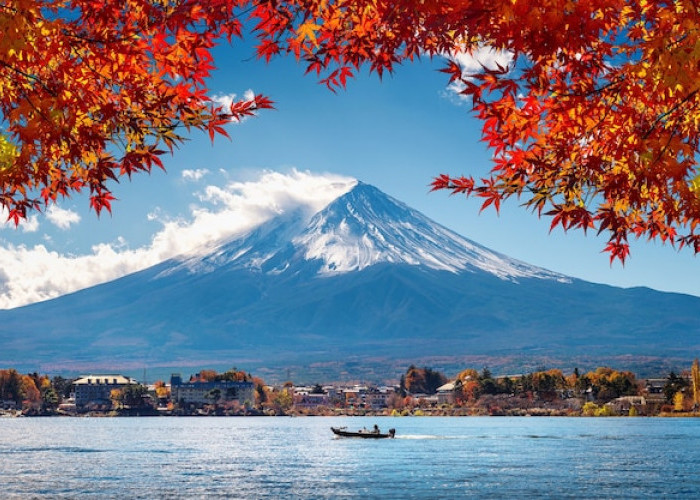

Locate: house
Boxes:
[436,381,458,404]
[170,373,254,406]
[643,379,668,404]
[365,387,393,409]
[606,396,647,414]
[293,391,329,409]
[410,393,439,406]
[57,399,77,413]
[73,374,139,408]
[343,385,367,408]
[324,386,345,405]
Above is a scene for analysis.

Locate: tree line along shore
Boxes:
[2,362,700,418]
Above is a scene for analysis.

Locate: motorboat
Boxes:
[331,426,395,439]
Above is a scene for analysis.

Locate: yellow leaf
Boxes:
[0,134,18,171]
[296,22,320,46]
[690,174,700,195]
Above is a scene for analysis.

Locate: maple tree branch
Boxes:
[0,60,56,97]
[651,124,681,170]
[552,75,625,99]
[21,94,51,124]
[642,89,699,140]
[61,29,121,45]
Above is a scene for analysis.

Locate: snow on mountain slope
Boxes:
[166,181,569,283]
[295,182,568,281]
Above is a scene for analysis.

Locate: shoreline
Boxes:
[4,408,699,418]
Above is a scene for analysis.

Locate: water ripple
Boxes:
[1,416,700,498]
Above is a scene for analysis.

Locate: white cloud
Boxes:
[46,205,81,230]
[181,168,210,182]
[0,169,357,309]
[21,215,39,233]
[211,89,257,123]
[451,45,514,74]
[444,45,514,101]
[0,208,40,233]
[211,92,236,110]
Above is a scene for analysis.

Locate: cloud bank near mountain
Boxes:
[0,169,355,309]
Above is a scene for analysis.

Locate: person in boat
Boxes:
[372,424,380,434]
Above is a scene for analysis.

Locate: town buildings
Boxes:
[170,373,255,406]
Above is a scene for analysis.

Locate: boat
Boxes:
[331,426,396,439]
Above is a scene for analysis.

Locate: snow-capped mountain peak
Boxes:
[293,182,567,281]
[166,181,568,283]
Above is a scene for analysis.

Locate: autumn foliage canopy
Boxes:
[0,0,273,220]
[2,0,700,261]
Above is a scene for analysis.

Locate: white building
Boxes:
[436,381,458,404]
[73,374,138,408]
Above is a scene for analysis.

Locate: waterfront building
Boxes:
[73,374,139,408]
[643,378,669,405]
[293,391,329,409]
[606,396,647,414]
[338,385,394,409]
[170,373,254,406]
[436,381,458,404]
[343,385,367,408]
[365,386,393,409]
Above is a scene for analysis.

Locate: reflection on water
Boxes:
[2,416,700,498]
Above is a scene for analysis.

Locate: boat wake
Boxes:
[395,434,459,440]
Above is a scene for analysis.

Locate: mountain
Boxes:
[162,182,567,280]
[1,181,699,381]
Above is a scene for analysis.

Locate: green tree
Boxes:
[41,386,59,410]
[480,376,498,396]
[120,384,149,409]
[51,376,73,399]
[518,374,534,394]
[664,372,689,403]
[498,376,515,395]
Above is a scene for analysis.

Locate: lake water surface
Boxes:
[2,416,699,498]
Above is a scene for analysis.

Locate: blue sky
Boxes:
[0,36,697,307]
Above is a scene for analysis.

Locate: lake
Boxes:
[2,416,699,498]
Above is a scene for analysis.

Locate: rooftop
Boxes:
[74,375,138,385]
